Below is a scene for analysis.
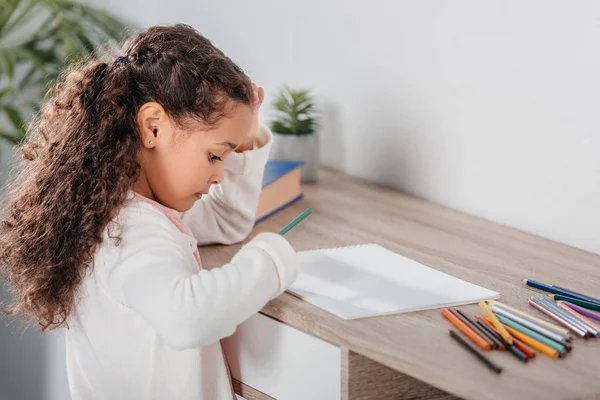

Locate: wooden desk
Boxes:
[202,168,600,400]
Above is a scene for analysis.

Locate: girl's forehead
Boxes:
[202,104,253,143]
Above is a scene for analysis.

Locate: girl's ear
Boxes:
[136,102,174,149]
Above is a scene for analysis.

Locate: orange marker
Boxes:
[479,301,513,345]
[442,308,492,351]
[485,317,559,358]
[476,317,536,359]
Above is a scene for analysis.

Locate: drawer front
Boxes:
[223,313,341,400]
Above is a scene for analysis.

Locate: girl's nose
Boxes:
[211,167,224,185]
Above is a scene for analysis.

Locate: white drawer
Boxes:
[223,313,341,400]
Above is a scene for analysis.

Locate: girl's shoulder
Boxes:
[120,193,170,220]
[93,194,189,276]
[90,195,192,306]
[104,194,182,245]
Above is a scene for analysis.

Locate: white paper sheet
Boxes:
[288,244,499,319]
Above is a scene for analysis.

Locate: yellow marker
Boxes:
[498,321,559,358]
[487,300,571,336]
[479,301,513,345]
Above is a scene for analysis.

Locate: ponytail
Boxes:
[0,58,141,330]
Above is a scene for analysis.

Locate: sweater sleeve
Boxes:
[106,215,298,350]
[180,123,272,246]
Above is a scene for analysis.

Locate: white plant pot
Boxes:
[269,133,319,182]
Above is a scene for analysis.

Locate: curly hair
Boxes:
[0,24,255,331]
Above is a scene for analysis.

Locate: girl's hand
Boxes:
[235,83,264,153]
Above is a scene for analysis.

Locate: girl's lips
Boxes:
[194,193,203,200]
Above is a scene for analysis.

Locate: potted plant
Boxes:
[269,86,319,182]
[0,0,128,146]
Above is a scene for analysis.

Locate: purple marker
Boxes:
[563,301,600,322]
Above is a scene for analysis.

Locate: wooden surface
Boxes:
[341,349,457,400]
[202,168,600,400]
[233,379,274,400]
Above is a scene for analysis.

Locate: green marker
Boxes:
[279,208,312,236]
[495,314,567,355]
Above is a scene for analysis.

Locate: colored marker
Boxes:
[487,317,559,358]
[529,298,589,338]
[487,300,570,336]
[556,301,600,336]
[550,295,600,312]
[523,279,598,305]
[454,309,499,349]
[449,330,503,374]
[495,314,567,355]
[477,317,535,359]
[552,286,600,305]
[279,208,312,236]
[475,320,531,363]
[490,305,571,345]
[442,309,492,351]
[562,301,600,323]
[479,301,513,344]
[537,298,592,335]
[475,320,506,351]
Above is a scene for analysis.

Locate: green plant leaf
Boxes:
[0,2,45,49]
[23,43,60,64]
[34,12,62,40]
[0,86,12,99]
[0,1,27,33]
[271,121,292,135]
[0,131,24,146]
[270,86,319,135]
[2,105,26,133]
[0,2,20,33]
[18,64,42,90]
[0,49,16,79]
[74,29,95,54]
[19,47,47,72]
[79,6,127,39]
[1,0,127,148]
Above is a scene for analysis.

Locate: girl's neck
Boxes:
[132,169,155,201]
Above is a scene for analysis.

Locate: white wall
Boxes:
[0,279,70,400]
[97,0,600,255]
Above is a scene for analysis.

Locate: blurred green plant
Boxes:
[270,86,319,136]
[0,0,127,145]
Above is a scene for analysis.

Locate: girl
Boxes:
[0,24,299,399]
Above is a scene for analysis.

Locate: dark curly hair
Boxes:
[0,24,255,331]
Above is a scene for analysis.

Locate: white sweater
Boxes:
[65,125,299,399]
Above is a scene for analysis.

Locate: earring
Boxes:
[149,140,154,146]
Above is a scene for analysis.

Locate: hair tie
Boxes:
[114,56,128,65]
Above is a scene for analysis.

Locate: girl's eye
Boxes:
[209,153,223,163]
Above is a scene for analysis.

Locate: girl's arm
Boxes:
[106,211,298,350]
[180,122,272,245]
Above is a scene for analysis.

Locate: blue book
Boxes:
[255,160,304,224]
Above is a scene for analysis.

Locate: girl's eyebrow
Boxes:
[217,141,239,149]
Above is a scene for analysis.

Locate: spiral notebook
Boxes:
[288,244,499,320]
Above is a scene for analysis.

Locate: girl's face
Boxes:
[133,101,253,211]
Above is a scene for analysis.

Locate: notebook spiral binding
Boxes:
[312,243,376,253]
